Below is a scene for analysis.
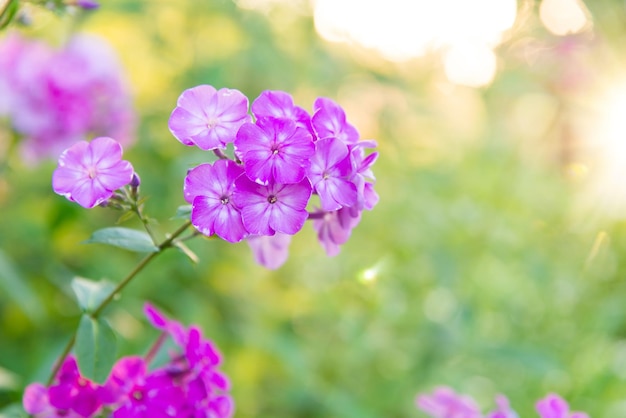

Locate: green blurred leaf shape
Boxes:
[172,204,192,220]
[84,227,158,252]
[75,315,116,384]
[71,277,115,313]
[0,250,43,321]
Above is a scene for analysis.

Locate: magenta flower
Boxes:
[251,90,313,134]
[308,137,358,211]
[487,395,519,418]
[416,386,482,418]
[233,176,312,236]
[169,85,251,150]
[312,207,361,257]
[48,358,102,417]
[23,383,83,418]
[102,357,186,418]
[246,233,292,269]
[536,394,589,418]
[184,160,248,243]
[234,117,314,185]
[311,97,359,144]
[52,136,134,208]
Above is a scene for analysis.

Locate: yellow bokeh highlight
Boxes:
[540,0,590,36]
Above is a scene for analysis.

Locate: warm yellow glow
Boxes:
[587,86,626,217]
[313,0,517,86]
[443,42,497,88]
[359,267,378,283]
[539,0,589,36]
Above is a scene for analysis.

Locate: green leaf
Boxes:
[84,227,158,253]
[0,250,43,321]
[71,277,115,313]
[75,315,117,384]
[172,204,192,220]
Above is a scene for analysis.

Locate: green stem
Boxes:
[46,219,192,385]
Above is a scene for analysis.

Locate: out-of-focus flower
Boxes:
[23,304,234,418]
[52,137,134,208]
[487,395,518,418]
[312,207,360,257]
[536,394,589,418]
[246,233,292,269]
[416,386,482,418]
[168,85,251,151]
[23,356,102,418]
[0,32,135,162]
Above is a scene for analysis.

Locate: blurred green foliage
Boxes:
[3,0,626,417]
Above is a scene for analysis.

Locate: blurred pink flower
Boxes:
[0,32,135,163]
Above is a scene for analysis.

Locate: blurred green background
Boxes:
[3,0,626,416]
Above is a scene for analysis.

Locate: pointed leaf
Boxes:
[0,250,43,321]
[75,315,117,384]
[71,277,115,313]
[172,204,192,220]
[84,227,158,252]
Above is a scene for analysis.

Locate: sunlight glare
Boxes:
[313,0,517,86]
[444,42,497,87]
[588,86,626,217]
[539,0,589,36]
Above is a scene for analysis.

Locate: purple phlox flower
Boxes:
[312,207,361,257]
[233,176,312,236]
[52,136,134,208]
[46,356,103,417]
[536,394,589,418]
[308,137,358,211]
[184,160,248,243]
[251,90,313,135]
[416,386,482,418]
[235,117,314,185]
[246,233,292,269]
[169,85,251,151]
[311,97,359,145]
[144,303,187,347]
[23,382,83,418]
[102,356,186,418]
[487,395,518,418]
[349,139,379,211]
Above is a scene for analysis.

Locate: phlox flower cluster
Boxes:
[416,386,588,418]
[169,86,378,268]
[0,32,135,162]
[23,303,233,418]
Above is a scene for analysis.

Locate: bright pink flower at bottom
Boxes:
[487,395,518,418]
[536,394,589,418]
[52,136,134,208]
[416,386,482,418]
